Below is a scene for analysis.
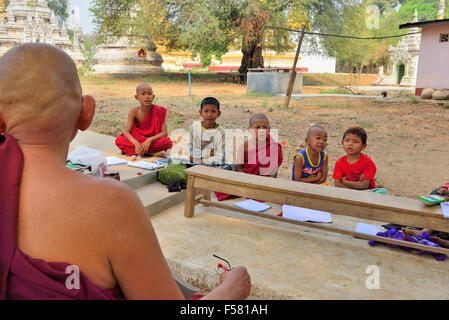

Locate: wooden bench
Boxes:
[217,72,247,84]
[184,165,449,255]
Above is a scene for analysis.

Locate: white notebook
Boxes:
[282,205,332,223]
[127,161,164,170]
[106,156,128,166]
[355,223,385,236]
[442,202,449,219]
[234,199,271,212]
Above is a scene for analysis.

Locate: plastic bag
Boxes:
[67,146,108,177]
[68,146,107,166]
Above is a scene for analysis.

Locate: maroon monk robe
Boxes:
[215,135,283,201]
[0,134,125,300]
[115,104,173,156]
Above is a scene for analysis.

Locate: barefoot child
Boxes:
[292,126,328,184]
[115,84,172,157]
[333,126,376,190]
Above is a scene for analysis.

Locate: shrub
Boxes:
[409,95,418,104]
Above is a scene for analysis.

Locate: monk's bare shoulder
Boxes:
[66,171,144,224]
[126,107,135,117]
[130,106,146,123]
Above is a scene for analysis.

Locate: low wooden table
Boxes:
[184,165,449,255]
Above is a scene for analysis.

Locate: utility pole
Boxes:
[284,25,306,109]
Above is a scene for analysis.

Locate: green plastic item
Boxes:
[419,195,448,206]
[157,163,187,185]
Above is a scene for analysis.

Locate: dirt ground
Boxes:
[81,73,449,199]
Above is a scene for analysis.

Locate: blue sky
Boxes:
[69,0,95,35]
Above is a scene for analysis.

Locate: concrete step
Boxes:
[69,131,185,215]
[120,169,159,190]
[135,181,186,217]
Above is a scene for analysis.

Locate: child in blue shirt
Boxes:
[292,126,329,184]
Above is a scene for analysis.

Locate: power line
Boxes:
[265,25,421,40]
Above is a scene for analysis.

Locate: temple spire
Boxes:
[437,0,446,20]
[413,9,418,23]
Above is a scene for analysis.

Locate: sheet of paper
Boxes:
[106,156,128,166]
[355,223,385,236]
[441,202,449,219]
[127,161,164,170]
[234,199,271,213]
[282,205,332,223]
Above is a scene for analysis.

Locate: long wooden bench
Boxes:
[184,165,449,255]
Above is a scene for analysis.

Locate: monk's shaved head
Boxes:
[306,125,327,138]
[136,83,153,94]
[0,43,82,139]
[249,114,269,127]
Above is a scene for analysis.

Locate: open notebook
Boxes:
[282,205,332,223]
[234,199,271,212]
[127,161,164,170]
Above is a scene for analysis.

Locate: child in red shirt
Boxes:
[333,126,376,190]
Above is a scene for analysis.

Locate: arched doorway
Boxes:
[396,62,405,84]
[138,48,147,58]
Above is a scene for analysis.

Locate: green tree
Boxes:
[90,0,294,73]
[396,0,449,22]
[47,0,69,23]
[303,0,408,73]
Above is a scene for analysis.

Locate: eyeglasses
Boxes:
[213,254,232,274]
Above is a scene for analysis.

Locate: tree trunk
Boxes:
[239,42,264,74]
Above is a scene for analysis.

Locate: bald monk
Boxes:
[115,84,172,157]
[0,43,251,300]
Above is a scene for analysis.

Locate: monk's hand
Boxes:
[134,143,145,156]
[359,174,365,181]
[142,139,153,155]
[220,266,251,300]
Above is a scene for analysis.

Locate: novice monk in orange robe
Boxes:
[115,84,172,157]
[215,114,283,201]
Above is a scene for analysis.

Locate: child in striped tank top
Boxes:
[292,126,329,184]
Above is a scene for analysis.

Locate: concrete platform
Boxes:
[152,200,449,299]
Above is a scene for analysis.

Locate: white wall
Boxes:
[416,24,449,89]
[299,54,336,73]
[297,34,336,73]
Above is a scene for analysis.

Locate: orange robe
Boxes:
[215,135,283,201]
[115,104,172,156]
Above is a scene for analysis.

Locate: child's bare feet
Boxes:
[430,236,449,248]
[150,151,167,158]
[401,227,425,238]
[402,227,449,248]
